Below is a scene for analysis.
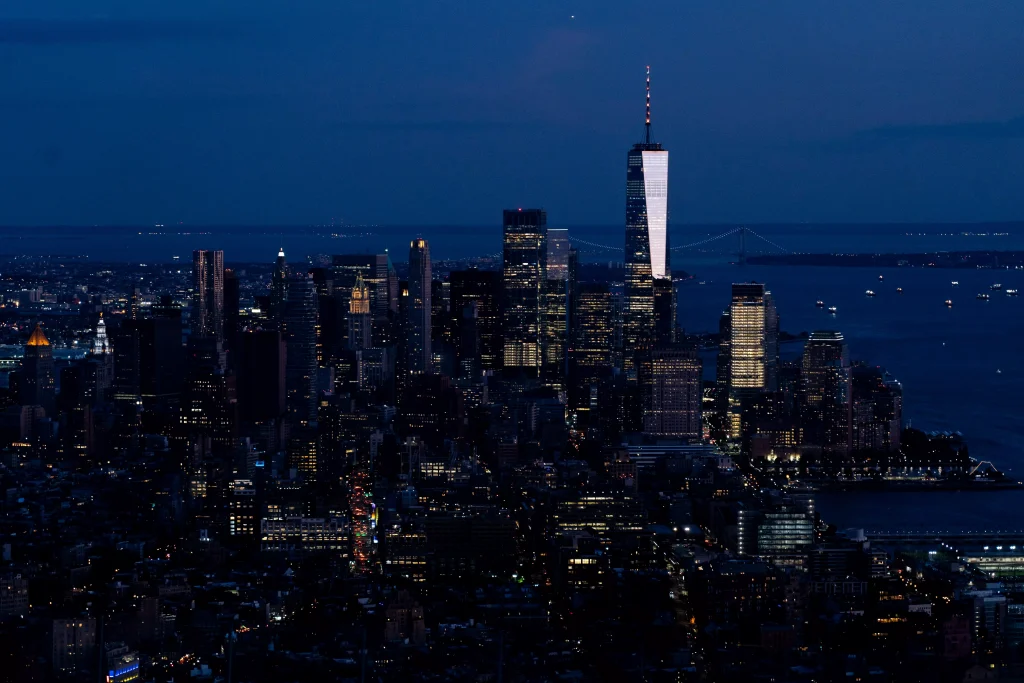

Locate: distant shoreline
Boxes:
[748,251,1024,268]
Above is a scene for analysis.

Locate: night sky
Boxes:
[1,1,1022,226]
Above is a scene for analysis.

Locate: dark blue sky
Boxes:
[1,1,1022,226]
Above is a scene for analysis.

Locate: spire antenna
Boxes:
[645,65,651,144]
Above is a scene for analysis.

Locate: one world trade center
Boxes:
[624,66,671,372]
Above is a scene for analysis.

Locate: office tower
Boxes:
[347,273,372,351]
[224,268,240,351]
[407,238,432,375]
[568,283,614,417]
[502,208,547,373]
[851,366,902,452]
[283,274,319,426]
[128,282,141,320]
[456,300,482,380]
[449,269,502,372]
[288,426,319,482]
[801,331,852,455]
[308,266,338,366]
[715,310,731,412]
[541,283,568,394]
[236,329,286,424]
[51,618,97,675]
[567,246,579,330]
[546,229,570,281]
[652,277,676,345]
[395,280,411,400]
[270,248,289,322]
[91,314,115,405]
[624,67,670,370]
[58,363,93,458]
[431,279,456,376]
[180,336,236,451]
[539,229,570,392]
[643,345,702,440]
[737,503,814,564]
[192,250,225,341]
[138,296,185,413]
[332,253,399,344]
[112,320,141,407]
[357,347,392,394]
[20,323,55,415]
[765,292,778,389]
[727,283,779,438]
[431,279,451,345]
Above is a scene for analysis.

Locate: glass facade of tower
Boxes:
[192,249,224,341]
[727,283,779,437]
[408,239,432,375]
[643,345,702,440]
[502,209,547,372]
[624,144,670,362]
[283,274,319,426]
[802,331,852,454]
[728,284,779,391]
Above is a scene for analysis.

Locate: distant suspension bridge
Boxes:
[571,226,792,263]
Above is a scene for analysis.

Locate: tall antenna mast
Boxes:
[645,65,651,144]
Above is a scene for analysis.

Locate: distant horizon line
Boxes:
[0,220,1020,229]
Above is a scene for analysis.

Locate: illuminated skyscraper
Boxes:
[541,277,568,393]
[347,273,372,352]
[624,67,670,369]
[801,331,852,455]
[726,283,779,437]
[21,323,55,415]
[270,248,289,322]
[192,250,225,341]
[408,238,432,375]
[546,229,570,281]
[568,283,614,419]
[332,253,399,345]
[541,231,570,393]
[502,208,547,373]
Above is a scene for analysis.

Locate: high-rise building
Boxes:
[51,618,97,675]
[332,253,399,344]
[347,273,372,352]
[727,283,779,437]
[652,277,676,345]
[236,329,286,424]
[568,283,614,419]
[283,274,319,426]
[449,269,502,373]
[546,229,570,282]
[801,331,852,455]
[180,336,236,450]
[224,268,240,351]
[270,248,289,323]
[192,250,225,341]
[643,345,702,440]
[20,323,55,415]
[715,310,731,412]
[624,67,670,369]
[851,366,903,453]
[541,277,568,393]
[136,300,185,417]
[407,239,432,375]
[502,209,547,373]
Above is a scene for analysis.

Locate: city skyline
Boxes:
[1,5,1023,681]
